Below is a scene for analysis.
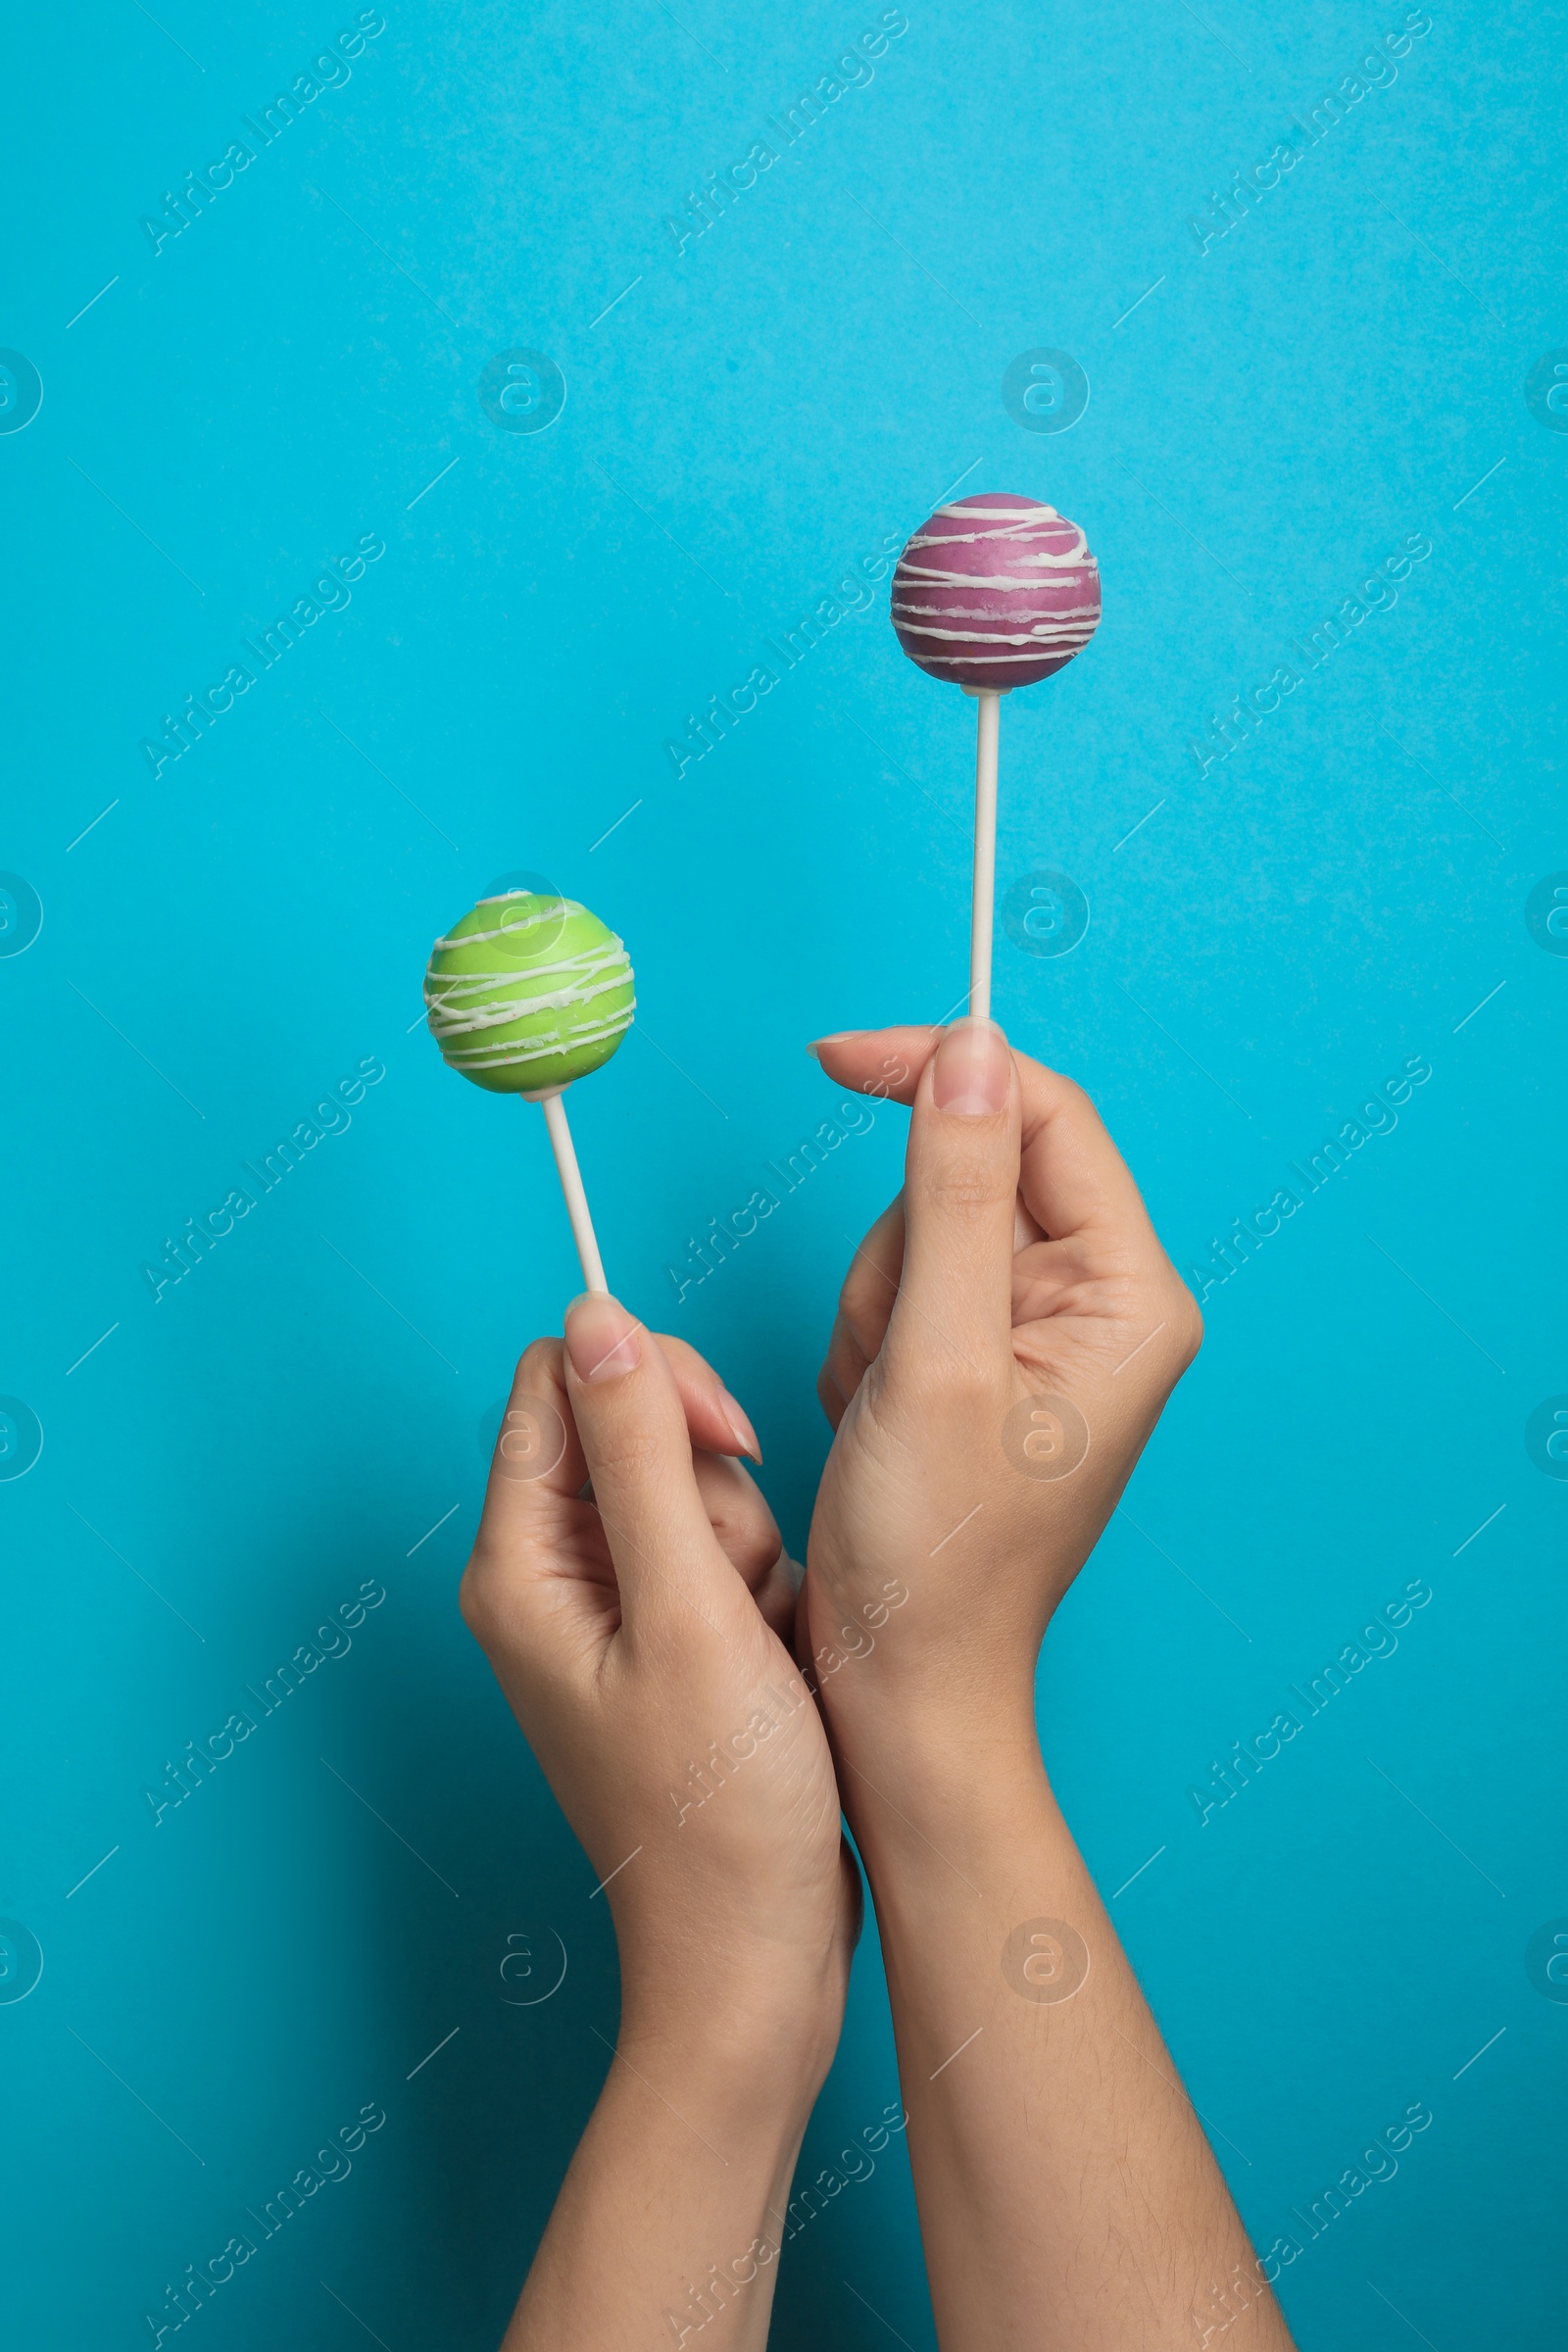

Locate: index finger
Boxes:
[811,1025,1156,1246]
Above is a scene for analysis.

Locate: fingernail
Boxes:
[717,1386,762,1463]
[564,1293,643,1383]
[931,1018,1010,1115]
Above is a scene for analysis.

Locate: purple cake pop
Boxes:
[891,491,1101,692]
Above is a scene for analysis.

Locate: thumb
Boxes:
[562,1292,739,1641]
[887,1019,1020,1382]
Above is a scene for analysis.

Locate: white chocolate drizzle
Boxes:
[892,501,1100,668]
[424,896,635,1073]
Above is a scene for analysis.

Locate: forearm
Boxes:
[504,2006,822,2351]
[845,1735,1294,2351]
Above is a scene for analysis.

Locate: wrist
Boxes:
[803,1561,1049,1775]
[616,1936,847,2110]
[840,1728,1055,1894]
[825,1679,1041,1810]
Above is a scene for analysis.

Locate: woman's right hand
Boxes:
[801,1020,1202,1787]
[797,1022,1293,2352]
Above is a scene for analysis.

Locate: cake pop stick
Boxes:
[969,685,1001,1021]
[535,1088,608,1294]
[891,493,1101,1020]
[423,891,634,1296]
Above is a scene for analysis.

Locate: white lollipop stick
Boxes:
[967,687,1003,1023]
[531,1087,609,1295]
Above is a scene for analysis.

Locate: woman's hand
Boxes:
[462,1298,858,2058]
[796,1027,1294,2352]
[803,1019,1202,1784]
[463,1298,859,2350]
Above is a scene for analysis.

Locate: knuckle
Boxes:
[920,1150,1014,1219]
[839,1264,888,1331]
[829,1332,869,1396]
[586,1422,663,1485]
[717,1510,783,1578]
[458,1548,498,1641]
[697,1464,778,1567]
[1172,1285,1204,1364]
[512,1334,563,1388]
[1057,1072,1106,1136]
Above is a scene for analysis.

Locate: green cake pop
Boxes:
[423,891,635,1292]
[423,892,635,1096]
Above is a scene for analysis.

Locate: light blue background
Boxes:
[3,1,1564,2343]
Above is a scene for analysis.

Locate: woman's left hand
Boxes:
[461,1296,858,2064]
